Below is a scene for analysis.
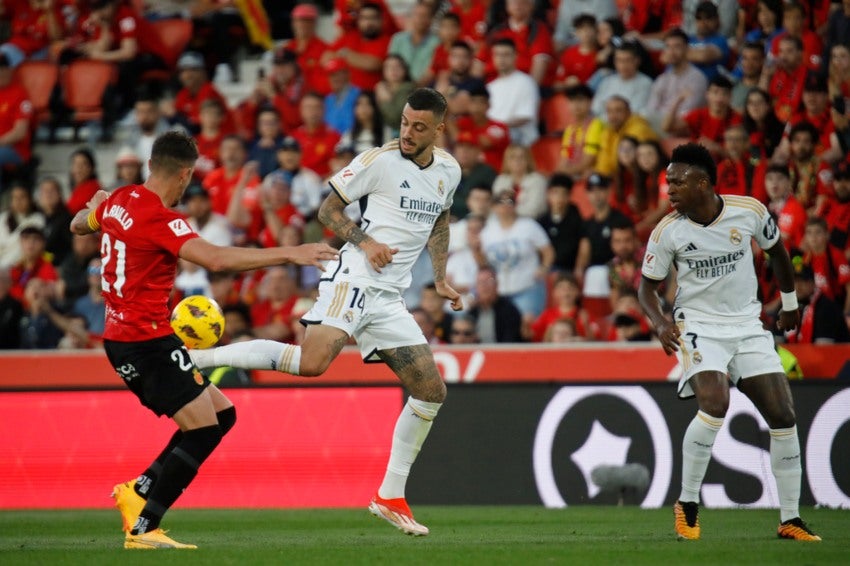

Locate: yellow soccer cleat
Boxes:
[111,480,146,533]
[368,494,429,536]
[777,518,822,541]
[674,500,700,540]
[124,529,198,549]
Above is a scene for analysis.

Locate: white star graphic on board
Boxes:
[570,420,632,498]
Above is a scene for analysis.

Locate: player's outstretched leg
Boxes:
[190,340,301,374]
[112,406,236,533]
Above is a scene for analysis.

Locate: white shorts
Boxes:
[301,279,426,362]
[675,318,784,399]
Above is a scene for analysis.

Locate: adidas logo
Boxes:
[400,180,411,189]
[685,242,698,252]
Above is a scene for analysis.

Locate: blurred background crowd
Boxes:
[1,0,849,353]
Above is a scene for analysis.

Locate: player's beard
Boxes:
[400,139,427,161]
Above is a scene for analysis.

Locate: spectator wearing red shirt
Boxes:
[553,14,598,90]
[768,1,823,71]
[765,165,807,250]
[9,226,58,304]
[664,75,741,159]
[773,72,842,163]
[0,0,64,67]
[236,48,305,141]
[451,0,488,48]
[454,86,510,171]
[290,93,341,178]
[171,51,230,134]
[421,12,462,88]
[0,54,33,177]
[530,273,590,342]
[762,34,808,122]
[203,136,262,243]
[824,161,850,257]
[786,121,832,216]
[802,217,850,312]
[327,2,392,91]
[66,148,102,215]
[279,3,330,95]
[250,266,301,342]
[715,125,767,203]
[476,0,555,87]
[334,0,398,40]
[256,171,306,249]
[193,98,228,181]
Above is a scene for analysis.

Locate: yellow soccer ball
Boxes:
[170,295,225,349]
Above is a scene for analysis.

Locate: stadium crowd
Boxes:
[1,0,850,352]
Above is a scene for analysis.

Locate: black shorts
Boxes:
[104,334,210,418]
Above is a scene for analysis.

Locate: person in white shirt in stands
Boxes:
[486,38,540,146]
[645,28,708,133]
[592,40,654,118]
[182,183,233,247]
[639,142,821,543]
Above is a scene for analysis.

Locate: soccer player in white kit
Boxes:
[638,143,821,542]
[191,88,463,536]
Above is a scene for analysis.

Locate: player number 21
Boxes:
[101,233,127,297]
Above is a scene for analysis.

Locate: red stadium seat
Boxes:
[62,60,116,124]
[531,137,562,176]
[15,61,59,125]
[539,93,573,135]
[140,18,194,82]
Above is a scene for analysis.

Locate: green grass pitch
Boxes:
[1,507,847,565]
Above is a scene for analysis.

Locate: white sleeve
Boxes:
[642,225,675,281]
[328,149,383,204]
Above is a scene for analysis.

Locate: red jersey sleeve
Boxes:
[144,208,200,256]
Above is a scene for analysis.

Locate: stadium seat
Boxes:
[539,94,572,136]
[15,61,59,126]
[61,60,116,127]
[143,18,193,79]
[531,137,562,176]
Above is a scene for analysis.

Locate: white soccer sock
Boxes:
[679,410,724,503]
[770,425,802,522]
[378,397,441,500]
[189,340,301,375]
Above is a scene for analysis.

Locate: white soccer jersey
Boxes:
[327,140,461,293]
[642,195,780,324]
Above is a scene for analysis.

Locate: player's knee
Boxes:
[767,404,796,429]
[698,396,729,419]
[298,353,330,377]
[216,405,237,435]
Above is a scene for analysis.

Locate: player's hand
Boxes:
[656,320,681,356]
[288,243,338,271]
[435,280,463,311]
[777,308,801,332]
[360,240,398,273]
[86,190,109,210]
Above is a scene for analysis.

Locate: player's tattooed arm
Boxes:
[318,191,373,246]
[426,209,451,283]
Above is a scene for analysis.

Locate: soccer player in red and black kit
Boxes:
[70,131,337,549]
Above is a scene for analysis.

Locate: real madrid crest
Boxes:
[343,310,354,323]
[692,351,703,365]
[729,228,742,245]
[437,179,445,196]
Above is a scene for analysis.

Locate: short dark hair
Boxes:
[548,173,573,191]
[150,131,199,174]
[614,40,641,58]
[407,87,448,120]
[441,12,460,26]
[670,142,717,185]
[765,164,790,178]
[491,37,517,51]
[788,120,819,143]
[805,216,827,231]
[779,34,803,52]
[664,28,689,44]
[708,75,733,91]
[742,40,766,54]
[451,39,472,53]
[572,13,596,28]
